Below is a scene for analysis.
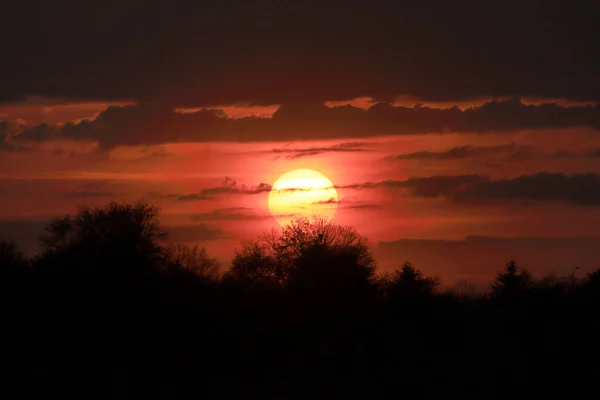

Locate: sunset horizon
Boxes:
[3,95,600,287]
[4,1,600,397]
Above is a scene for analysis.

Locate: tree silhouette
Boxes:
[583,268,600,303]
[491,260,531,297]
[40,215,74,253]
[37,201,168,278]
[0,238,25,271]
[166,244,220,280]
[226,216,376,298]
[2,200,600,398]
[284,216,376,296]
[226,238,285,289]
[380,262,439,301]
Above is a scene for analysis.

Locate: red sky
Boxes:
[3,1,600,290]
[2,96,600,289]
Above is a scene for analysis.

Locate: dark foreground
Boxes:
[1,202,599,398]
[3,270,600,399]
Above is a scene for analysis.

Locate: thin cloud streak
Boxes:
[270,142,369,160]
[386,144,529,161]
[336,172,600,206]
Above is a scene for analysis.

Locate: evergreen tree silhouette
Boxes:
[491,260,531,298]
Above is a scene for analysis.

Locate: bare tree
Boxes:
[226,216,376,294]
[168,244,220,280]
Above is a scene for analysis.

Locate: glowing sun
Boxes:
[268,169,339,226]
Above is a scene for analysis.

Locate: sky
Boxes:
[2,0,600,288]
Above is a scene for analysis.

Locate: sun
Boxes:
[268,169,339,226]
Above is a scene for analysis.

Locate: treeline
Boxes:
[1,201,600,399]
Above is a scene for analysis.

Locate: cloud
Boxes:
[165,223,231,243]
[189,207,274,222]
[309,197,378,209]
[452,173,600,205]
[311,198,341,205]
[376,236,600,285]
[0,121,28,152]
[337,175,484,197]
[13,123,54,142]
[62,181,116,199]
[553,148,600,159]
[176,177,272,202]
[7,99,600,148]
[0,122,9,151]
[345,204,379,209]
[270,142,369,160]
[63,190,117,199]
[177,194,215,202]
[386,144,529,161]
[339,172,600,205]
[145,191,182,200]
[2,2,600,105]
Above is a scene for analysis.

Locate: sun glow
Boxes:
[268,169,339,226]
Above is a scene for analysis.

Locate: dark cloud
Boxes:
[553,150,572,158]
[452,173,600,205]
[377,235,600,285]
[165,223,230,243]
[177,194,215,202]
[337,175,484,198]
[8,99,599,148]
[62,181,117,199]
[554,148,600,159]
[270,142,369,160]
[386,144,528,161]
[311,198,341,205]
[309,197,379,209]
[14,123,54,142]
[145,191,178,199]
[177,178,272,202]
[2,1,599,105]
[189,207,274,222]
[340,172,600,205]
[586,149,600,158]
[0,122,9,151]
[63,190,117,199]
[345,204,380,209]
[1,121,28,152]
